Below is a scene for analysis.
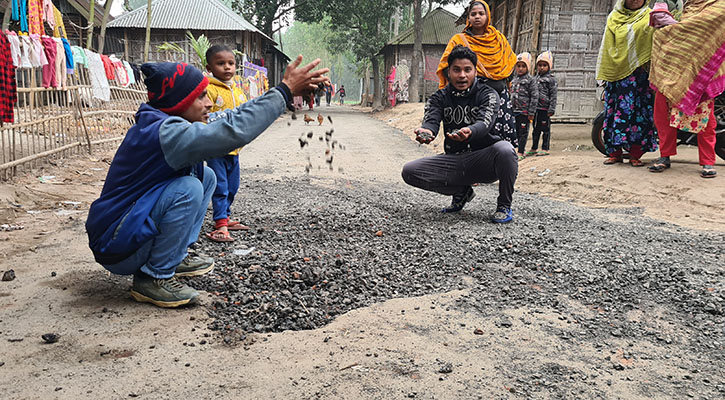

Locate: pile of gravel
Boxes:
[188,176,723,348]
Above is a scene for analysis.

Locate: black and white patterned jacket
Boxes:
[535,72,558,115]
[510,73,538,116]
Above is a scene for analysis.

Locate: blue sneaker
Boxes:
[441,187,475,213]
[491,207,513,223]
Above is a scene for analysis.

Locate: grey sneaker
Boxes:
[130,275,200,308]
[174,254,214,277]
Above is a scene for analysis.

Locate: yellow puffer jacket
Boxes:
[206,76,249,155]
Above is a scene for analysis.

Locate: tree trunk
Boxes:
[144,0,153,62]
[86,0,96,49]
[97,0,114,54]
[371,55,382,110]
[408,0,422,103]
[2,1,12,31]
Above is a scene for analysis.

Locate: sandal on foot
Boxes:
[603,156,623,165]
[517,154,526,161]
[206,229,235,243]
[701,165,717,178]
[536,151,550,156]
[227,221,250,231]
[629,159,645,167]
[525,150,538,156]
[648,157,670,173]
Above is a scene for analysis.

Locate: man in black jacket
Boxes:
[401,46,518,223]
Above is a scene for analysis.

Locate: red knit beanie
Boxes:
[141,62,209,115]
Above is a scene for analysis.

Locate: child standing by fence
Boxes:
[204,45,249,242]
[528,51,557,156]
[510,52,538,160]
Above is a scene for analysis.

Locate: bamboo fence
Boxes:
[0,65,147,180]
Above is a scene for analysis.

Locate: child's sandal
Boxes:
[206,230,235,243]
[227,221,250,231]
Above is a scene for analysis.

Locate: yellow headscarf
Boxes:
[436,1,517,88]
[595,0,654,82]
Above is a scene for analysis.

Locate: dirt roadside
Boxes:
[0,104,722,399]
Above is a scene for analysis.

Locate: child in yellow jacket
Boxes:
[205,45,249,242]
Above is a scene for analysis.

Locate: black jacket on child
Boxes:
[421,77,502,155]
[510,73,538,116]
[535,71,558,115]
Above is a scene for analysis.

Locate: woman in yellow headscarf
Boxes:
[595,0,657,167]
[436,1,518,145]
[436,1,517,90]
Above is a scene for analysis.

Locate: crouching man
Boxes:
[402,45,518,223]
[85,57,328,307]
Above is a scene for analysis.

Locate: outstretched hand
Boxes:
[282,55,330,97]
[446,127,472,142]
[415,128,434,144]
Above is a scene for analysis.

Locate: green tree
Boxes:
[282,19,362,100]
[231,0,305,37]
[297,0,408,109]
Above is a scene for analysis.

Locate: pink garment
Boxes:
[43,0,55,30]
[29,34,48,67]
[28,0,44,36]
[676,42,725,115]
[650,11,677,28]
[40,36,57,88]
[111,56,129,87]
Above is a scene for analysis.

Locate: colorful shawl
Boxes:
[436,1,516,88]
[650,0,725,115]
[595,0,654,82]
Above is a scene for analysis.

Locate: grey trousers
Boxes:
[401,141,518,208]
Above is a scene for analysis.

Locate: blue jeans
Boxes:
[206,154,240,222]
[102,166,216,279]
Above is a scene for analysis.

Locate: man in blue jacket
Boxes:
[86,57,328,308]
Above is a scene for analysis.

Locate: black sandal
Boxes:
[701,165,717,178]
[648,157,670,173]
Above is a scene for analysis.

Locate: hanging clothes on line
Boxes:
[52,5,67,39]
[42,0,55,31]
[110,55,128,87]
[61,38,73,74]
[100,54,115,80]
[4,31,21,68]
[40,35,57,88]
[27,34,47,68]
[27,0,44,36]
[71,45,86,66]
[18,34,33,68]
[11,0,29,33]
[0,31,18,123]
[85,49,110,101]
[122,60,135,85]
[53,37,66,89]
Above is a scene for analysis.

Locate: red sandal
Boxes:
[206,229,235,243]
[227,221,250,231]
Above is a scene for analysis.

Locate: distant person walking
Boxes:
[596,0,657,167]
[336,85,346,105]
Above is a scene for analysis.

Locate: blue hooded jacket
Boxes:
[86,88,288,265]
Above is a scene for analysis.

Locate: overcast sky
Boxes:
[109,1,466,19]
